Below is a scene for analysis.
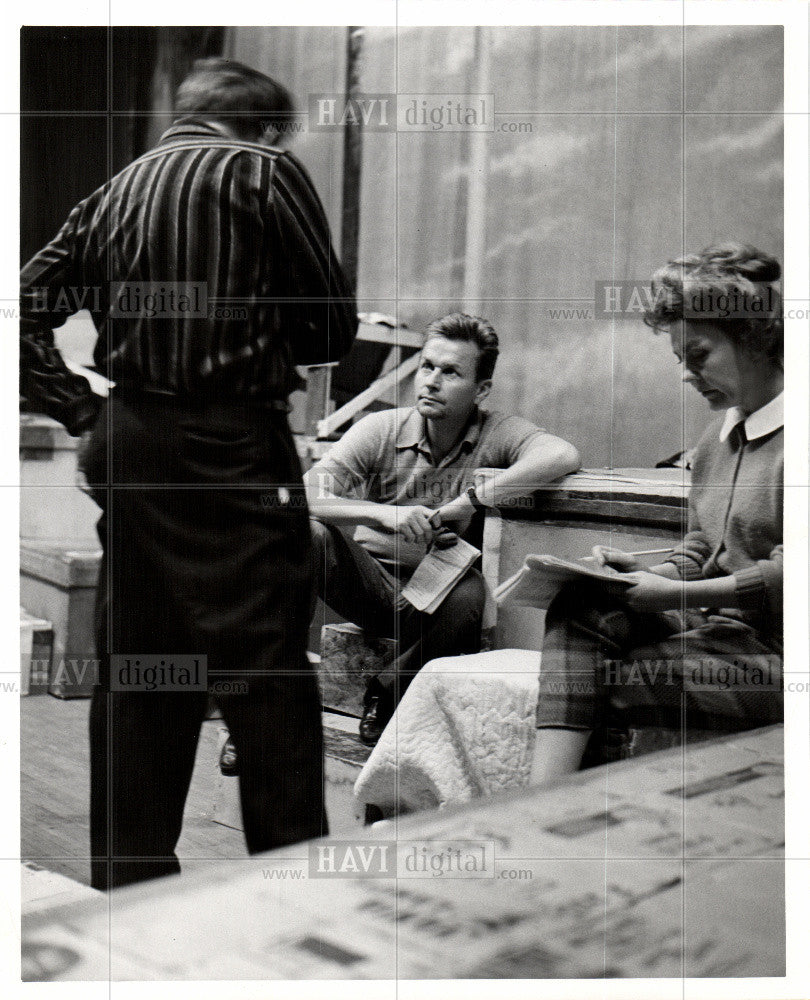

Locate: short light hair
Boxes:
[175,57,295,142]
[423,313,500,381]
[644,242,783,366]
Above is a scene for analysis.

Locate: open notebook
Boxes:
[494,553,633,609]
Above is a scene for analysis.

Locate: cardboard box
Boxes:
[318,623,397,716]
[20,609,53,696]
[20,542,101,698]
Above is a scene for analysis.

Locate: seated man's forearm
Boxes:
[476,439,581,505]
[306,491,389,529]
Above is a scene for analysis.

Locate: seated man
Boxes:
[305,312,581,744]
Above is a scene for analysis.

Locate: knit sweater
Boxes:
[665,410,783,640]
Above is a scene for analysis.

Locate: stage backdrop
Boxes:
[227,24,782,468]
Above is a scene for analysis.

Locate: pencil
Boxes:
[580,547,673,563]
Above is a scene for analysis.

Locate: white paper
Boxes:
[401,538,480,613]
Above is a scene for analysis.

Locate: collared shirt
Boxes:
[20,119,357,434]
[719,391,784,443]
[306,405,548,568]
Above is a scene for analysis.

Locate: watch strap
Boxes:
[465,485,487,512]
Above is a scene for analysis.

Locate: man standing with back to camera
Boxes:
[20,58,357,889]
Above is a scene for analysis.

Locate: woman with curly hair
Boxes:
[530,243,784,783]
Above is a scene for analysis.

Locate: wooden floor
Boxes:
[21,695,245,886]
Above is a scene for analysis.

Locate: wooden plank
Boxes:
[493,469,689,531]
[526,499,686,530]
[20,543,101,588]
[20,696,246,886]
[323,725,373,768]
[356,322,424,349]
[303,364,337,437]
[316,352,421,438]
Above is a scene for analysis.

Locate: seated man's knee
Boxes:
[440,569,486,621]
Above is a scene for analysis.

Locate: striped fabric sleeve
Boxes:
[20,204,100,437]
[661,483,712,580]
[664,535,713,580]
[734,544,783,623]
[270,151,357,366]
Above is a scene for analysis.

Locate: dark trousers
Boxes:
[83,392,326,891]
[536,583,783,733]
[310,518,485,704]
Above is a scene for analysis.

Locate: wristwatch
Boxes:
[465,485,488,512]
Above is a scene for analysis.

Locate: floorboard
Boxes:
[21,696,245,886]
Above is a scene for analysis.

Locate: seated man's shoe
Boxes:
[219,737,239,776]
[364,804,385,825]
[359,684,394,746]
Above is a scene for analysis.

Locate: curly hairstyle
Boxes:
[175,57,295,142]
[423,313,500,381]
[644,243,783,366]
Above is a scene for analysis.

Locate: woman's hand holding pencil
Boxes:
[582,545,673,572]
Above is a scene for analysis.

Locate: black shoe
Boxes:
[359,691,394,746]
[219,737,239,776]
[364,804,384,826]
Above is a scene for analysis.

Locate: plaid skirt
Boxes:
[535,584,783,732]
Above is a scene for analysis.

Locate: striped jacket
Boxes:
[20,119,357,434]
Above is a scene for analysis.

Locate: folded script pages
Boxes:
[494,553,633,609]
[401,538,481,614]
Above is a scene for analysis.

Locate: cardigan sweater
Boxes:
[665,397,783,641]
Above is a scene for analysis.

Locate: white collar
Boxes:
[719,391,784,442]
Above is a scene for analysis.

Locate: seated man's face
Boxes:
[415,336,489,423]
